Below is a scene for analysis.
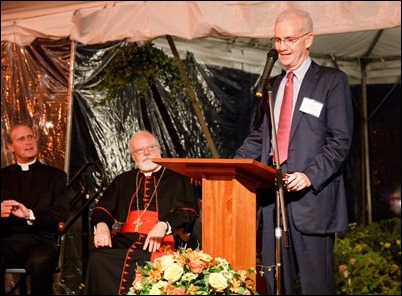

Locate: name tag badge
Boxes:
[299,97,323,118]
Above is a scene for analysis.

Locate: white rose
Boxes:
[209,272,228,292]
[154,254,175,271]
[163,263,184,283]
[149,281,168,295]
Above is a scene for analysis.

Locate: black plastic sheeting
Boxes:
[66,42,261,292]
[71,40,260,183]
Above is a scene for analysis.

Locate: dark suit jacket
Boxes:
[1,160,69,245]
[235,61,353,234]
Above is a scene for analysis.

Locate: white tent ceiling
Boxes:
[1,1,401,85]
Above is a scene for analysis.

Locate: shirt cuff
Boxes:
[26,209,36,225]
[160,221,172,235]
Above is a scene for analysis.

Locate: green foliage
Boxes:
[93,41,185,105]
[334,218,401,295]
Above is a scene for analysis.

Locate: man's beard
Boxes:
[137,158,159,172]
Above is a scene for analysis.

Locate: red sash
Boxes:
[120,210,175,261]
[121,210,158,234]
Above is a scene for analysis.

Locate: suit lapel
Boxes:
[289,62,320,142]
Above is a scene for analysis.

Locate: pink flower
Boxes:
[171,287,186,295]
[188,259,207,274]
[132,270,143,286]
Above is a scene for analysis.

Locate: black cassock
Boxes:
[1,160,69,295]
[84,167,200,295]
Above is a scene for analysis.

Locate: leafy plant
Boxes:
[334,218,401,295]
[93,41,185,105]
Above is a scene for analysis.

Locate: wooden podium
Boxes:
[152,158,276,278]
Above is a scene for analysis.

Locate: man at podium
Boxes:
[234,8,353,295]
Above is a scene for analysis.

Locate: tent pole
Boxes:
[361,66,372,224]
[165,35,220,158]
[64,40,77,178]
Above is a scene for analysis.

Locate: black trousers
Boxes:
[1,236,58,295]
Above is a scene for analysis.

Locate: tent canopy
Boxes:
[1,1,401,84]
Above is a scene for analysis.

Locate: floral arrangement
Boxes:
[128,247,259,295]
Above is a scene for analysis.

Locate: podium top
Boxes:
[152,158,277,189]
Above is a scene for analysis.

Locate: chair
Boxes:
[5,268,27,295]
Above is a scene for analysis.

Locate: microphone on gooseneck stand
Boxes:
[255,48,279,98]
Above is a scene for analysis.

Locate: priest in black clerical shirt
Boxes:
[1,124,69,295]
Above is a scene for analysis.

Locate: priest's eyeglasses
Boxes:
[133,144,159,154]
[272,32,310,46]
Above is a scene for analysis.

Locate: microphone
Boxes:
[255,48,279,98]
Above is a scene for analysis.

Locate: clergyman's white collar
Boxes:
[17,159,37,171]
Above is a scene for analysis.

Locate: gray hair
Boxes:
[276,9,313,33]
[128,130,159,154]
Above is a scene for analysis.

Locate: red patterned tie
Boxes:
[277,71,294,164]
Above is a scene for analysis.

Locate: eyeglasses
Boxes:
[133,144,159,154]
[272,32,310,46]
